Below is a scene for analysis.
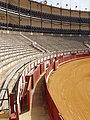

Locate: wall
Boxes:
[8,13,19,24]
[62,22,70,29]
[20,16,30,25]
[32,18,41,27]
[71,23,79,30]
[62,9,70,16]
[20,0,30,9]
[42,5,51,14]
[81,24,89,30]
[9,0,18,6]
[81,11,89,18]
[71,10,79,17]
[52,21,61,29]
[42,20,51,28]
[52,7,60,15]
[31,1,41,11]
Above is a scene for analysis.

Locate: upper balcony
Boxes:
[0,1,90,24]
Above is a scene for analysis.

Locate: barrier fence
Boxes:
[44,50,90,120]
[9,49,90,120]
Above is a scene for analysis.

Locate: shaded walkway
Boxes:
[31,75,50,120]
[19,74,50,120]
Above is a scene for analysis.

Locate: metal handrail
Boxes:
[20,33,50,53]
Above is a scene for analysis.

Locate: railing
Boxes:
[20,33,49,53]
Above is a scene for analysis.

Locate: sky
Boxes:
[33,0,90,11]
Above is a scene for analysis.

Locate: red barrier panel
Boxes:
[45,69,49,79]
[40,62,45,74]
[45,61,54,78]
[49,62,54,73]
[25,75,33,89]
[58,57,63,64]
[27,77,32,111]
[54,60,59,71]
[16,104,19,120]
[69,55,73,60]
[61,56,67,62]
[10,93,14,113]
[71,54,76,59]
[22,96,25,111]
[50,58,53,64]
[32,65,40,87]
[76,54,79,58]
[10,93,19,120]
[27,90,30,111]
[25,76,30,84]
[25,75,32,111]
[76,53,90,58]
[45,78,64,120]
[83,53,90,57]
[55,55,59,61]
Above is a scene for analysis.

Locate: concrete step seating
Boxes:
[25,34,90,52]
[0,32,41,90]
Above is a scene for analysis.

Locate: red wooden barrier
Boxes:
[54,60,59,71]
[25,75,33,89]
[22,96,25,111]
[45,78,64,120]
[58,57,63,64]
[40,62,45,74]
[10,94,19,120]
[71,53,76,59]
[16,104,19,120]
[32,65,40,87]
[55,55,59,61]
[27,78,32,111]
[10,93,14,113]
[45,61,54,78]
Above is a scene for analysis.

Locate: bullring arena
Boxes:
[0,0,90,120]
[48,57,90,120]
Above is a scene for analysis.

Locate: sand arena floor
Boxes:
[48,58,90,120]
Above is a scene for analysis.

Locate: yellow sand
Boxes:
[48,58,90,120]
